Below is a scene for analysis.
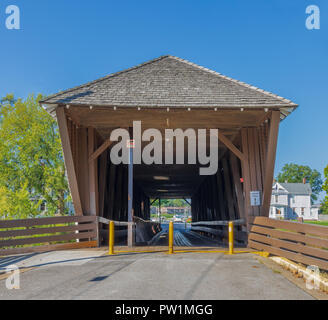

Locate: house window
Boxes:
[301,208,305,216]
[40,201,46,212]
[275,195,279,203]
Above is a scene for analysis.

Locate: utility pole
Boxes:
[128,127,135,247]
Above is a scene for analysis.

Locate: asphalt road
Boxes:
[0,248,314,300]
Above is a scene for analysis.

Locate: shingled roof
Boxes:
[274,183,312,195]
[40,55,298,113]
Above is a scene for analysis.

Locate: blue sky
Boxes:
[0,1,327,200]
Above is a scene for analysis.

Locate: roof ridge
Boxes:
[168,55,297,107]
[40,55,171,104]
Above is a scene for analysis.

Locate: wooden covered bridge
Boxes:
[39,55,298,244]
[1,56,328,269]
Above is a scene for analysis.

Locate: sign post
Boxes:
[127,136,135,248]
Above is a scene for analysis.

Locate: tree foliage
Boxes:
[321,165,328,214]
[277,163,323,202]
[0,94,71,219]
[151,199,190,208]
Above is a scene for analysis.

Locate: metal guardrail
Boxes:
[98,217,134,227]
[98,216,159,226]
[191,219,245,227]
[190,219,247,243]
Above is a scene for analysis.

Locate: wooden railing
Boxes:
[191,219,247,244]
[249,217,328,270]
[0,216,98,256]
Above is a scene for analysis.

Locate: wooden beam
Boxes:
[218,130,247,162]
[56,107,83,216]
[98,150,108,218]
[77,127,90,215]
[261,111,280,216]
[108,163,117,220]
[68,107,268,130]
[89,138,113,162]
[241,128,252,226]
[247,128,260,216]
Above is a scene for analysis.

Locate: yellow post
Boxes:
[109,221,115,255]
[168,221,174,254]
[228,221,234,255]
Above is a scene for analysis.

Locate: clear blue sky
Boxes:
[0,1,327,200]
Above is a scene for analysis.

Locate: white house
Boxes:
[269,182,319,221]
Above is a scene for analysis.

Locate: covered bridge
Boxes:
[40,55,298,239]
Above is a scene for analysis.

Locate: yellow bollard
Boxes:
[228,221,234,255]
[109,221,115,255]
[168,221,174,254]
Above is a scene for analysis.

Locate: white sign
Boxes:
[250,191,261,207]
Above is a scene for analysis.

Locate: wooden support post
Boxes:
[98,150,108,218]
[247,128,260,216]
[56,107,83,216]
[77,128,90,215]
[261,111,281,217]
[108,163,116,220]
[241,128,252,226]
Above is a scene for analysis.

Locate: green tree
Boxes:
[0,94,71,219]
[151,199,189,207]
[277,163,323,202]
[321,165,328,214]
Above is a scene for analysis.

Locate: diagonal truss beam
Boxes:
[89,138,113,162]
[217,130,247,163]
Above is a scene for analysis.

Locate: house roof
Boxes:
[275,183,312,195]
[40,55,298,117]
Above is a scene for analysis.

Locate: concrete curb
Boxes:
[270,256,328,294]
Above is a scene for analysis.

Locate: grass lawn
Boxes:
[304,220,328,227]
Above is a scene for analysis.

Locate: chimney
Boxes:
[303,178,307,184]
